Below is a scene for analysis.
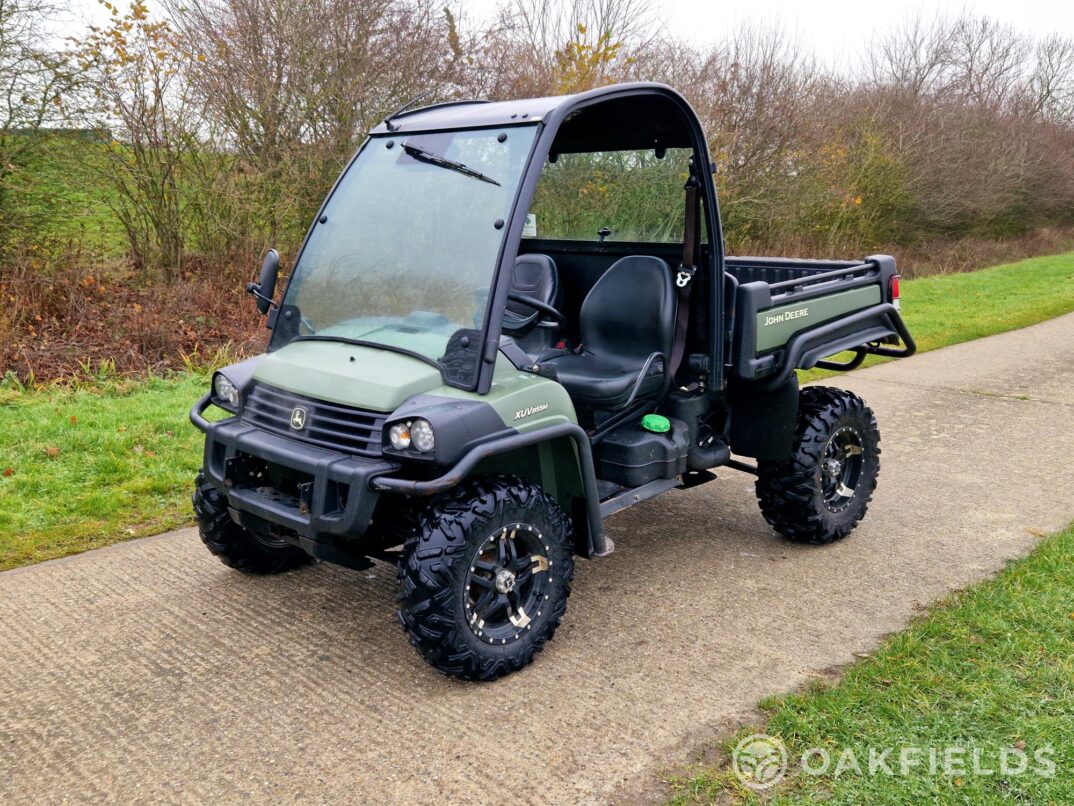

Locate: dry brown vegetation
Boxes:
[2,0,1073,382]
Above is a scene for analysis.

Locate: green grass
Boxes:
[668,523,1074,804]
[900,252,1074,348]
[1,250,1074,571]
[3,133,126,256]
[0,374,222,570]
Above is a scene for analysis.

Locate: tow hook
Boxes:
[298,482,313,516]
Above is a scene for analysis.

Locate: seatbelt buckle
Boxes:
[676,264,695,288]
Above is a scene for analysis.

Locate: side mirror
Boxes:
[246,249,280,314]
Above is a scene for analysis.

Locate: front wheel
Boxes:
[396,476,575,681]
[755,386,880,544]
[193,473,311,574]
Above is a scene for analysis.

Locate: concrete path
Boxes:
[3,314,1073,804]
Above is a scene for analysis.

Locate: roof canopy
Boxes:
[369,83,698,154]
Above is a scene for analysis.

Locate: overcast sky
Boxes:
[53,0,1074,67]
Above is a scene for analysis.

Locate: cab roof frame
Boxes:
[301,83,724,393]
[457,82,724,394]
[371,82,698,155]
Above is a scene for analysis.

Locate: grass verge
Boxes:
[667,523,1074,804]
[896,250,1074,350]
[0,374,224,570]
[1,250,1073,570]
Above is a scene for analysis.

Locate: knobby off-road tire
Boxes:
[193,473,311,574]
[397,476,575,681]
[755,386,880,544]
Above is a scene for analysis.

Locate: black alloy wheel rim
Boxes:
[465,523,552,645]
[821,425,865,512]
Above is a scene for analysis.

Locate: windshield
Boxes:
[271,124,539,387]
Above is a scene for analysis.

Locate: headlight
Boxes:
[213,373,240,409]
[389,422,411,450]
[387,419,434,454]
[410,419,435,453]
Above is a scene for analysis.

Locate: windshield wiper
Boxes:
[402,142,501,186]
[291,335,442,371]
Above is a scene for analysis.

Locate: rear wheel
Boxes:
[193,473,311,574]
[396,476,574,681]
[755,387,880,544]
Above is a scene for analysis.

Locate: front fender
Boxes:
[371,423,609,558]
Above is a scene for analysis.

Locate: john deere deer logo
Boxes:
[290,407,308,430]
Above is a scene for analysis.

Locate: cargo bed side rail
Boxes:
[767,261,877,296]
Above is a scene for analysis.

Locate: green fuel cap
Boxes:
[641,414,671,433]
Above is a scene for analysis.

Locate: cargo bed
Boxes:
[726,254,915,386]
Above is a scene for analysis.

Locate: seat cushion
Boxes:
[506,254,558,315]
[548,351,664,409]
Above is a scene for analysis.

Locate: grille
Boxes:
[242,383,385,457]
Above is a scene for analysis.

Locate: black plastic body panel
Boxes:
[370,421,610,558]
[758,302,915,390]
[727,375,800,461]
[382,394,516,467]
[198,410,398,544]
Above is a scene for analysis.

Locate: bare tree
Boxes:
[868,13,956,98]
[0,0,77,251]
[167,0,460,250]
[1028,34,1074,123]
[74,0,199,279]
[469,0,659,98]
[948,16,1031,110]
[672,24,822,247]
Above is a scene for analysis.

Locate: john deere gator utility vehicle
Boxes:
[191,83,915,680]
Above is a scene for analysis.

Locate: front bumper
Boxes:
[191,395,400,551]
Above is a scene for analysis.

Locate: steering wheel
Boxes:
[505,291,566,333]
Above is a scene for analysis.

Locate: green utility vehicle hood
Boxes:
[253,340,443,412]
[251,340,577,432]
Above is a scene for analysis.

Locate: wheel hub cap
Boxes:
[494,568,517,593]
[826,457,844,477]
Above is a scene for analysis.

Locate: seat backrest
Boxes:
[506,253,558,316]
[579,255,675,365]
[506,253,560,354]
